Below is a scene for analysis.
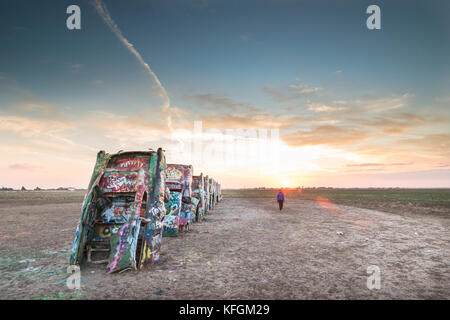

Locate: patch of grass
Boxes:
[0,190,86,207]
[223,188,450,208]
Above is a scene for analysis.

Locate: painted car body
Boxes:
[163,164,194,235]
[217,182,222,202]
[69,148,168,273]
[208,177,215,209]
[192,174,205,221]
[203,175,210,214]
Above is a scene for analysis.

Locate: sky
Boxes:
[0,0,449,189]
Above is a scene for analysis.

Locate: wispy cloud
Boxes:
[307,101,348,113]
[357,93,412,112]
[91,0,170,111]
[283,125,369,147]
[199,113,303,130]
[0,114,73,138]
[435,95,450,104]
[346,162,410,167]
[70,63,84,73]
[92,79,104,85]
[9,163,42,171]
[184,93,260,113]
[263,83,322,102]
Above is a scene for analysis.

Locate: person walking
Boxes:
[277,189,285,211]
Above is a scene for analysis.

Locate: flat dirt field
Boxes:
[0,190,449,299]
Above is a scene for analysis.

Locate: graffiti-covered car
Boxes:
[212,178,218,207]
[208,177,215,209]
[213,180,221,204]
[217,182,222,202]
[69,148,168,273]
[203,175,210,215]
[163,164,195,235]
[192,174,205,222]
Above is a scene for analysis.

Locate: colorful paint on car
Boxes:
[163,191,182,236]
[192,174,205,221]
[203,175,210,214]
[69,148,168,273]
[163,164,194,235]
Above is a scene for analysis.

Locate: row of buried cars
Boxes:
[69,148,222,273]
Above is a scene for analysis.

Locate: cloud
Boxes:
[8,163,42,171]
[263,83,322,102]
[282,125,369,147]
[239,33,250,41]
[184,93,260,113]
[70,64,84,73]
[199,113,303,130]
[352,112,439,135]
[3,102,64,120]
[399,134,450,155]
[92,79,104,85]
[357,93,412,112]
[435,95,450,103]
[91,0,170,110]
[0,115,73,138]
[346,162,410,167]
[288,84,322,94]
[307,101,348,113]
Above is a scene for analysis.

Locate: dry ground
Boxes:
[0,194,449,299]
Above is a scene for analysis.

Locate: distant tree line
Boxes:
[0,186,81,191]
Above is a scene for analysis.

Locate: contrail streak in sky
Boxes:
[92,0,170,111]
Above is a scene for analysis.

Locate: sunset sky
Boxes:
[1,0,449,189]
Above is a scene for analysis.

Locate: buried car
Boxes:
[192,173,206,222]
[203,175,210,215]
[163,164,195,236]
[208,177,216,209]
[69,148,168,273]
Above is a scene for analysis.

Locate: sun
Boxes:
[281,178,290,188]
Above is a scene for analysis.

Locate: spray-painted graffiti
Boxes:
[164,164,195,233]
[100,172,137,193]
[166,166,183,181]
[192,174,205,221]
[69,149,169,273]
[70,149,222,275]
[204,175,210,214]
[163,191,182,236]
[116,158,148,170]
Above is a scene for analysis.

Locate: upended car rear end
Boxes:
[192,174,206,221]
[163,164,195,236]
[69,148,168,273]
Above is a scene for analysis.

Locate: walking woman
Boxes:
[277,189,285,211]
